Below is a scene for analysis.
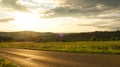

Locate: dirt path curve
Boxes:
[0,48,120,67]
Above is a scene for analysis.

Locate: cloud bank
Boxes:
[0,0,120,32]
[0,18,14,22]
[41,0,120,18]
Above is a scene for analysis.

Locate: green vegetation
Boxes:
[1,31,120,42]
[0,41,120,54]
[0,57,17,67]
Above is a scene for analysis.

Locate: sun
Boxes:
[12,13,39,30]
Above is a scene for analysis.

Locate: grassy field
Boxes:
[0,41,120,54]
[0,57,17,67]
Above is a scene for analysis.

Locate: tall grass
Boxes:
[0,41,120,54]
[0,57,17,67]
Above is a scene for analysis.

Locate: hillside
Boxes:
[0,31,120,42]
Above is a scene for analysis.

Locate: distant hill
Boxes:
[0,31,120,42]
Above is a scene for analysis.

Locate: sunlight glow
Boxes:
[32,0,53,3]
[12,13,39,30]
[31,0,62,5]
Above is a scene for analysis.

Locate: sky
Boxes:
[0,0,120,33]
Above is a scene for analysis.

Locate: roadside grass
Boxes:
[0,41,120,54]
[0,57,17,67]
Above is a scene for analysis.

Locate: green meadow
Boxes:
[0,41,120,54]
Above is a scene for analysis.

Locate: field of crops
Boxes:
[0,41,120,54]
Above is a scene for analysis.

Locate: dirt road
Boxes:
[0,48,120,67]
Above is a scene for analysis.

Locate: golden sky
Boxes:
[0,0,120,33]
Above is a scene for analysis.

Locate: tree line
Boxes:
[0,31,120,42]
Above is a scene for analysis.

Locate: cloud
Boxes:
[99,19,120,30]
[78,18,120,30]
[0,18,14,22]
[41,0,120,18]
[0,0,30,12]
